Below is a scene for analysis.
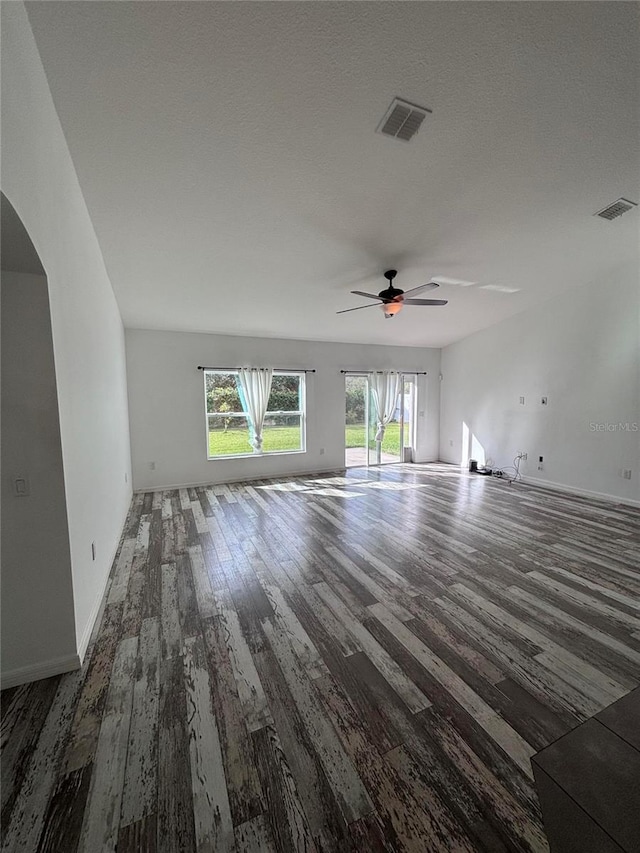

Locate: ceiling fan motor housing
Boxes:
[379,286,404,302]
[381,269,404,302]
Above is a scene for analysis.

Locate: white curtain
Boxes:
[369,371,401,442]
[237,368,273,452]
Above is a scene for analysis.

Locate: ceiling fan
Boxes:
[337,269,448,319]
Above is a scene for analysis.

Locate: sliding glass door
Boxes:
[345,373,416,467]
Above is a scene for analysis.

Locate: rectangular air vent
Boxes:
[594,198,637,221]
[377,97,431,142]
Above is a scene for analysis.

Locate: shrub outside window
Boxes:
[205,371,305,458]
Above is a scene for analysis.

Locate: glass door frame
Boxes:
[400,374,417,464]
[344,373,369,468]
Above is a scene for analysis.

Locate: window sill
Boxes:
[207,449,306,462]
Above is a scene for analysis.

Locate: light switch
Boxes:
[14,476,30,496]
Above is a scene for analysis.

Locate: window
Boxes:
[205,371,306,459]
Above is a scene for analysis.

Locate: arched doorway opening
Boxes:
[1,192,77,686]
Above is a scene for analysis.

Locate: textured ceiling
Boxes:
[25,1,639,347]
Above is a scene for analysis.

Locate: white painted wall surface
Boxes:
[439,266,640,504]
[1,273,78,685]
[1,3,133,662]
[126,330,440,490]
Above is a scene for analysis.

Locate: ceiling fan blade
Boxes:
[402,298,448,306]
[336,302,384,314]
[351,290,383,300]
[401,282,439,297]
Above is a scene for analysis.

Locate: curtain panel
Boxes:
[237,368,273,452]
[369,371,401,442]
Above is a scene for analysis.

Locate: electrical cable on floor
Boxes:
[495,453,524,484]
[477,453,524,484]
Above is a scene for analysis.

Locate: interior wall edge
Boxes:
[2,2,134,662]
[75,494,132,664]
[0,653,81,691]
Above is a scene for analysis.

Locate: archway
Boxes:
[1,193,78,686]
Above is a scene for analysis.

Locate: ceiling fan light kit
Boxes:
[382,301,403,318]
[337,269,448,318]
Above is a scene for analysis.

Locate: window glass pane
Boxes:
[345,375,367,458]
[206,372,243,415]
[262,415,302,452]
[205,371,305,457]
[346,423,366,449]
[208,414,252,456]
[267,374,300,412]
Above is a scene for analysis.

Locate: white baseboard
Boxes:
[521,475,640,508]
[134,465,347,492]
[76,493,133,664]
[1,653,80,690]
[76,566,111,665]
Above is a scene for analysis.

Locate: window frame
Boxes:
[204,369,307,460]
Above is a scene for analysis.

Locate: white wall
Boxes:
[126,329,440,490]
[439,266,640,504]
[1,3,132,664]
[1,273,78,685]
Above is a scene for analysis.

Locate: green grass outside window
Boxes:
[208,422,402,457]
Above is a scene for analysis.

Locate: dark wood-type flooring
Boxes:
[2,464,639,852]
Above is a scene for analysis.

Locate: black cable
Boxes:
[487,453,524,484]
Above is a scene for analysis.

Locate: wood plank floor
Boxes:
[2,464,639,852]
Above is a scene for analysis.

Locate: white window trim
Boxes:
[204,369,307,460]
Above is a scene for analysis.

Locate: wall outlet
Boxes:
[538,455,544,471]
[519,396,525,405]
[91,541,96,561]
[149,461,156,470]
[541,396,548,405]
[520,452,527,460]
[622,469,632,480]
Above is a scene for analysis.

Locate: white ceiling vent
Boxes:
[594,198,637,221]
[377,97,431,142]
